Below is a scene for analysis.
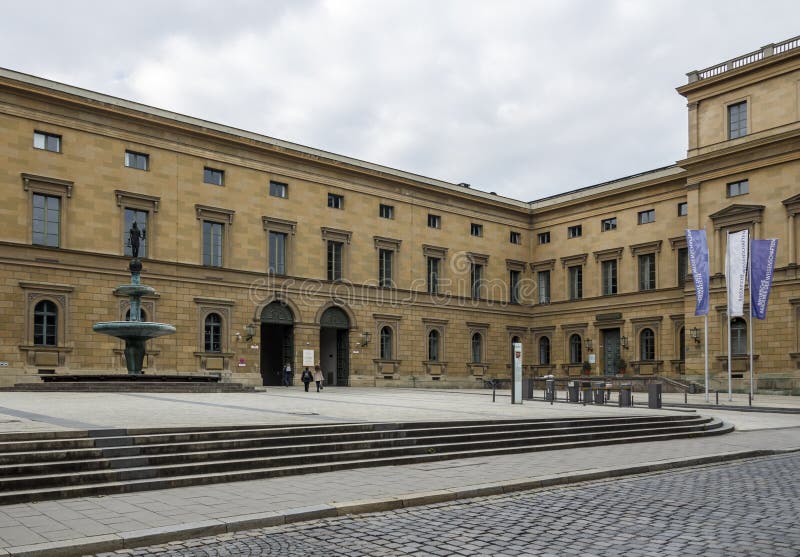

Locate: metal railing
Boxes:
[687,35,800,83]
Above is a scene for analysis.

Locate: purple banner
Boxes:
[686,229,710,316]
[750,239,778,320]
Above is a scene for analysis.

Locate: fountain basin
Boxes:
[113,284,157,297]
[93,321,176,374]
[93,321,176,339]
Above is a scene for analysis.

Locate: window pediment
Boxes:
[262,216,296,235]
[196,204,234,224]
[374,236,401,251]
[708,204,764,229]
[783,194,800,216]
[422,244,447,258]
[560,253,587,268]
[530,259,555,271]
[630,240,662,257]
[505,258,526,271]
[321,227,352,244]
[593,247,623,262]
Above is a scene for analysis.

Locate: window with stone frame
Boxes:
[23,174,73,250]
[471,332,483,363]
[640,328,655,360]
[196,205,234,268]
[638,253,656,291]
[428,329,440,361]
[321,227,352,281]
[728,100,747,139]
[380,326,393,360]
[568,265,583,300]
[602,259,617,295]
[539,336,551,365]
[263,217,296,276]
[569,333,582,363]
[204,313,223,353]
[731,317,747,355]
[33,300,58,346]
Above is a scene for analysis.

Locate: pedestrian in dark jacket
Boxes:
[282,362,292,387]
[301,367,313,392]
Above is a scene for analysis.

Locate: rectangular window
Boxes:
[470,263,483,299]
[124,150,149,171]
[601,217,617,231]
[202,221,224,267]
[678,247,688,286]
[638,253,656,291]
[510,231,522,244]
[269,181,288,198]
[567,225,582,239]
[427,257,440,294]
[32,193,60,247]
[378,249,394,287]
[327,241,343,281]
[537,231,550,245]
[601,259,617,296]
[33,131,61,152]
[727,180,749,197]
[678,202,688,216]
[268,231,287,275]
[327,193,344,209]
[568,265,583,300]
[470,223,483,237]
[728,101,747,139]
[509,269,521,304]
[379,204,394,219]
[203,167,224,186]
[123,208,148,257]
[427,214,441,229]
[537,271,550,304]
[638,209,655,224]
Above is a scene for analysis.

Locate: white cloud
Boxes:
[2,0,799,200]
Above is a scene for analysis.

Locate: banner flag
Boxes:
[750,239,778,320]
[725,230,749,317]
[685,229,710,316]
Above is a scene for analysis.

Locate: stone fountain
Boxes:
[93,223,176,374]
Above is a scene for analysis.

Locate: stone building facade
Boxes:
[1,36,799,390]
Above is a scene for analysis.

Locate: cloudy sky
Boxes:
[2,1,798,200]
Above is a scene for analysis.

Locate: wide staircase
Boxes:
[0,414,732,504]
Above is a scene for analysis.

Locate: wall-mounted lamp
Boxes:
[244,323,257,342]
[690,327,701,344]
[620,336,629,349]
[585,338,593,352]
[361,331,372,347]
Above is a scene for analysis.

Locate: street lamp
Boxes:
[690,327,701,344]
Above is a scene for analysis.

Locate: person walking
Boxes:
[282,361,292,387]
[313,365,324,392]
[301,367,313,392]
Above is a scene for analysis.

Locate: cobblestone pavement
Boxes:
[97,453,800,557]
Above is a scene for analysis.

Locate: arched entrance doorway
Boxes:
[320,306,350,386]
[260,302,294,386]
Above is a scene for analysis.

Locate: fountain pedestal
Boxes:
[92,258,175,374]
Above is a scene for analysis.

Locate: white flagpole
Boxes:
[704,315,709,403]
[726,231,732,402]
[749,252,754,402]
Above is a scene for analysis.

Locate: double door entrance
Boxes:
[602,328,621,376]
[258,302,350,387]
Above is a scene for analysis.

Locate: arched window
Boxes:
[640,328,655,361]
[539,337,551,365]
[569,334,582,364]
[428,329,440,362]
[731,318,747,355]
[679,327,686,361]
[204,313,222,353]
[471,332,483,363]
[125,308,148,321]
[33,300,57,346]
[380,326,393,360]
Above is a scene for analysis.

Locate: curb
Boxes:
[5,446,799,557]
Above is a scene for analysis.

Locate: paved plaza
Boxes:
[0,388,797,556]
[97,452,800,557]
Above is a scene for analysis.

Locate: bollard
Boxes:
[749,393,752,407]
[492,380,496,403]
[684,391,688,404]
[716,390,719,405]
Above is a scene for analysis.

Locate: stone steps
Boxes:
[0,415,732,504]
[5,381,255,393]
